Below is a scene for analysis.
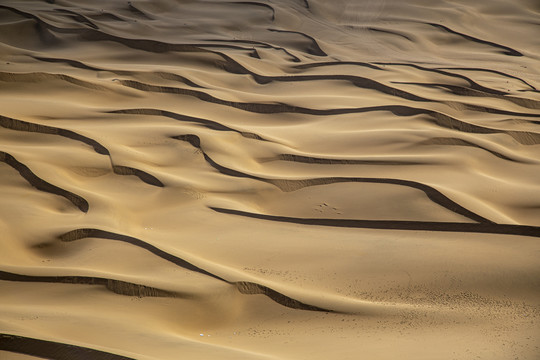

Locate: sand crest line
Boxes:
[111,87,540,144]
[0,115,110,155]
[269,153,423,166]
[0,333,135,360]
[56,229,337,312]
[0,270,177,298]
[0,269,332,312]
[112,165,164,187]
[392,81,540,110]
[437,67,538,91]
[418,137,532,163]
[268,28,327,56]
[1,3,326,59]
[58,228,224,281]
[31,56,207,88]
[110,109,267,141]
[231,2,276,21]
[210,207,540,238]
[0,115,168,187]
[173,134,492,223]
[0,151,89,212]
[375,62,538,96]
[427,23,523,57]
[199,38,300,62]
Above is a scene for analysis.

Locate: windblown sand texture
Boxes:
[1,0,540,359]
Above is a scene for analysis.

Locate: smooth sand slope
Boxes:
[0,0,539,359]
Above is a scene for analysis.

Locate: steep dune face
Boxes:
[0,0,539,359]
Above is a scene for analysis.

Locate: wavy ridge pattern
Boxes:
[55,228,335,312]
[1,0,539,359]
[172,133,492,223]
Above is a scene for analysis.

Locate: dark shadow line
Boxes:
[373,62,509,96]
[236,282,332,312]
[437,67,537,91]
[418,137,525,162]
[257,74,429,101]
[203,38,300,62]
[32,55,103,71]
[0,151,89,212]
[428,23,523,56]
[173,134,492,224]
[110,108,267,141]
[58,229,225,282]
[0,270,176,298]
[0,333,135,360]
[0,70,111,92]
[31,57,205,88]
[390,82,540,111]
[232,1,275,21]
[115,80,540,143]
[127,2,154,20]
[273,154,423,165]
[0,115,110,155]
[0,4,268,58]
[55,229,333,311]
[268,28,327,56]
[368,27,411,41]
[0,116,167,188]
[293,61,381,71]
[53,8,99,29]
[210,207,540,238]
[112,165,164,187]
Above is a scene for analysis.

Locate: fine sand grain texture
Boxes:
[1,0,539,359]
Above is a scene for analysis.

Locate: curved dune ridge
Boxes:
[0,0,539,359]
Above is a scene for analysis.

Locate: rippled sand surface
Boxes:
[1,0,540,359]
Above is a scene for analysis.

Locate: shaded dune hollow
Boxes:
[0,0,539,360]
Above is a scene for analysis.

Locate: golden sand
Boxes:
[0,0,539,359]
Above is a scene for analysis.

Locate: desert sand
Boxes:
[0,0,539,359]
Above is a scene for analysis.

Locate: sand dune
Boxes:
[1,0,539,359]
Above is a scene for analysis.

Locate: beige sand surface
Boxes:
[1,0,539,359]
